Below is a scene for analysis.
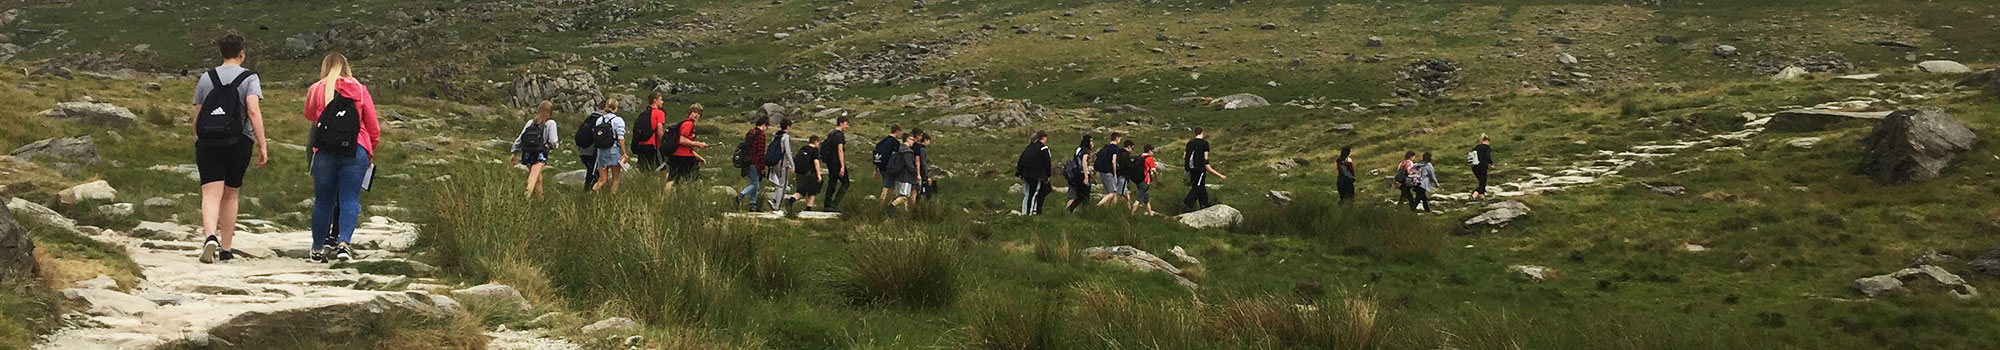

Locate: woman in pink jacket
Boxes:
[301,53,382,263]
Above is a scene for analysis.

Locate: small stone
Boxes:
[581,317,641,336]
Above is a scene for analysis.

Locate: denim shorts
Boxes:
[519,151,548,166]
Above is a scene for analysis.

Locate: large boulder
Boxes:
[40,102,138,128]
[7,198,78,235]
[750,103,789,124]
[1212,93,1270,110]
[450,284,533,314]
[1858,108,1978,185]
[58,180,117,205]
[0,204,39,278]
[1175,204,1242,229]
[1915,60,1971,74]
[10,136,99,165]
[508,69,602,113]
[1465,201,1530,227]
[1852,265,1978,300]
[201,292,466,346]
[1766,109,1892,132]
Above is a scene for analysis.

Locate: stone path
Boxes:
[26,212,581,349]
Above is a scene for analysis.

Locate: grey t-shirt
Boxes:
[191,65,263,141]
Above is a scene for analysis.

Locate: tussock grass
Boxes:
[1236,195,1445,259]
[843,233,959,308]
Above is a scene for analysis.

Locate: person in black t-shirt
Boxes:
[820,117,852,211]
[1471,134,1496,200]
[1014,131,1054,215]
[1181,128,1227,213]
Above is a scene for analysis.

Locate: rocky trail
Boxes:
[8,201,582,349]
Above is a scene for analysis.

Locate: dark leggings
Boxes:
[1182,172,1211,212]
[1337,177,1356,202]
[1067,177,1091,211]
[581,155,599,189]
[1473,165,1490,195]
[1400,185,1415,209]
[824,166,851,207]
[1412,187,1430,211]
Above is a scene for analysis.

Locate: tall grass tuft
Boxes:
[845,234,958,308]
[1237,195,1444,258]
[967,293,1062,350]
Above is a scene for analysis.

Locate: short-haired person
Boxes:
[915,131,938,200]
[632,93,669,173]
[1181,128,1226,213]
[889,132,921,208]
[792,135,824,212]
[1471,134,1495,200]
[303,52,381,263]
[1132,144,1158,215]
[875,124,905,204]
[820,117,853,210]
[192,33,269,263]
[591,99,628,193]
[1413,152,1439,211]
[1066,135,1095,212]
[767,119,796,214]
[1095,133,1128,207]
[510,101,560,199]
[734,118,770,211]
[665,104,710,192]
[1014,131,1054,215]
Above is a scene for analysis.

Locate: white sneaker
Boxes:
[199,236,220,264]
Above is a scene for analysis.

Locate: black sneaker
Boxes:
[732,195,743,211]
[309,249,328,263]
[218,250,236,263]
[333,245,354,261]
[200,236,220,264]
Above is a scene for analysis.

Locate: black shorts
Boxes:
[796,177,822,196]
[632,145,663,171]
[667,155,699,181]
[196,140,253,188]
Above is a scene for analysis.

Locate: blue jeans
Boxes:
[311,145,371,250]
[739,167,763,209]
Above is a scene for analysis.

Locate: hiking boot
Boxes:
[200,236,220,264]
[332,245,354,261]
[732,195,743,211]
[782,198,797,214]
[309,249,328,263]
[218,250,236,263]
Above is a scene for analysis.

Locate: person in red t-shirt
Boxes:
[632,93,669,172]
[664,104,710,192]
[1132,144,1158,215]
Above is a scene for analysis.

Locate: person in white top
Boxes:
[510,101,560,198]
[768,119,796,213]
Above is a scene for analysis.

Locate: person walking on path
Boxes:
[510,101,559,199]
[1065,135,1095,212]
[1181,128,1226,213]
[1395,151,1417,210]
[1015,131,1054,215]
[792,135,823,212]
[664,104,710,192]
[820,117,853,210]
[915,131,938,200]
[767,119,796,214]
[874,124,905,205]
[632,93,669,173]
[192,33,269,264]
[735,119,770,211]
[303,52,381,263]
[1094,133,1128,207]
[1470,134,1495,200]
[590,99,628,193]
[889,132,922,208]
[1131,144,1159,215]
[1337,146,1357,202]
[1413,152,1440,211]
[575,107,604,190]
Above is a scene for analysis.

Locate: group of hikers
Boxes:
[1014,129,1498,215]
[189,34,380,264]
[181,33,1497,266]
[507,95,947,215]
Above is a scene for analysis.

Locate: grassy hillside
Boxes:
[1,0,1998,349]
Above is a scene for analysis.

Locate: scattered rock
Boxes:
[1653,35,1679,44]
[1257,23,1278,30]
[143,293,186,306]
[772,33,791,40]
[332,259,440,278]
[1713,45,1739,58]
[58,180,118,204]
[1774,66,1809,80]
[1266,158,1301,172]
[201,292,467,346]
[1858,108,1978,185]
[0,204,39,277]
[1365,36,1383,47]
[95,203,134,217]
[40,102,138,128]
[1169,246,1201,265]
[1264,190,1293,205]
[1083,246,1198,289]
[143,197,175,207]
[1557,53,1578,65]
[1398,59,1460,99]
[131,221,196,241]
[1767,109,1892,132]
[1852,265,1978,300]
[1175,204,1242,229]
[1509,265,1552,282]
[1915,60,1970,74]
[1464,201,1530,227]
[1786,137,1822,149]
[1643,183,1686,196]
[1212,93,1269,110]
[580,317,641,337]
[10,136,100,165]
[1836,73,1881,80]
[450,284,533,314]
[6,198,78,234]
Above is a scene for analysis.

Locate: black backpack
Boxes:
[1061,148,1086,182]
[310,91,363,158]
[872,136,899,168]
[573,112,602,149]
[196,70,256,146]
[763,131,787,167]
[1119,151,1145,181]
[796,146,818,177]
[590,117,619,149]
[731,130,756,169]
[632,108,659,146]
[884,148,912,179]
[1394,164,1412,187]
[518,122,550,154]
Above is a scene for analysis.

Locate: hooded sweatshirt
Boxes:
[1414,162,1439,191]
[302,77,383,156]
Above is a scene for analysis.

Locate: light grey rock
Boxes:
[1265,190,1293,205]
[62,288,157,316]
[58,180,117,205]
[1212,93,1269,110]
[95,203,134,217]
[131,221,196,241]
[204,292,466,345]
[1859,108,1979,185]
[1175,204,1241,229]
[450,284,533,314]
[580,317,640,337]
[41,102,137,128]
[1509,265,1551,282]
[1915,60,1971,73]
[0,204,37,277]
[554,170,587,186]
[1853,265,1978,300]
[7,198,77,235]
[144,293,186,306]
[143,197,175,207]
[1083,246,1197,289]
[1465,201,1530,227]
[1557,53,1578,65]
[1774,66,1809,80]
[1713,45,1738,58]
[10,135,99,165]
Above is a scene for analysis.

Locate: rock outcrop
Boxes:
[1858,108,1978,185]
[1853,265,1978,300]
[1175,204,1241,229]
[10,135,100,165]
[0,203,39,277]
[1465,201,1530,227]
[508,69,602,113]
[1766,109,1892,132]
[1915,60,1971,74]
[58,180,118,205]
[1212,93,1270,110]
[41,102,138,128]
[1083,246,1198,289]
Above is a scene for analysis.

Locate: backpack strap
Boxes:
[207,70,226,88]
[221,70,256,88]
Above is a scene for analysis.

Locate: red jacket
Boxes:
[302,77,381,156]
[745,128,767,171]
